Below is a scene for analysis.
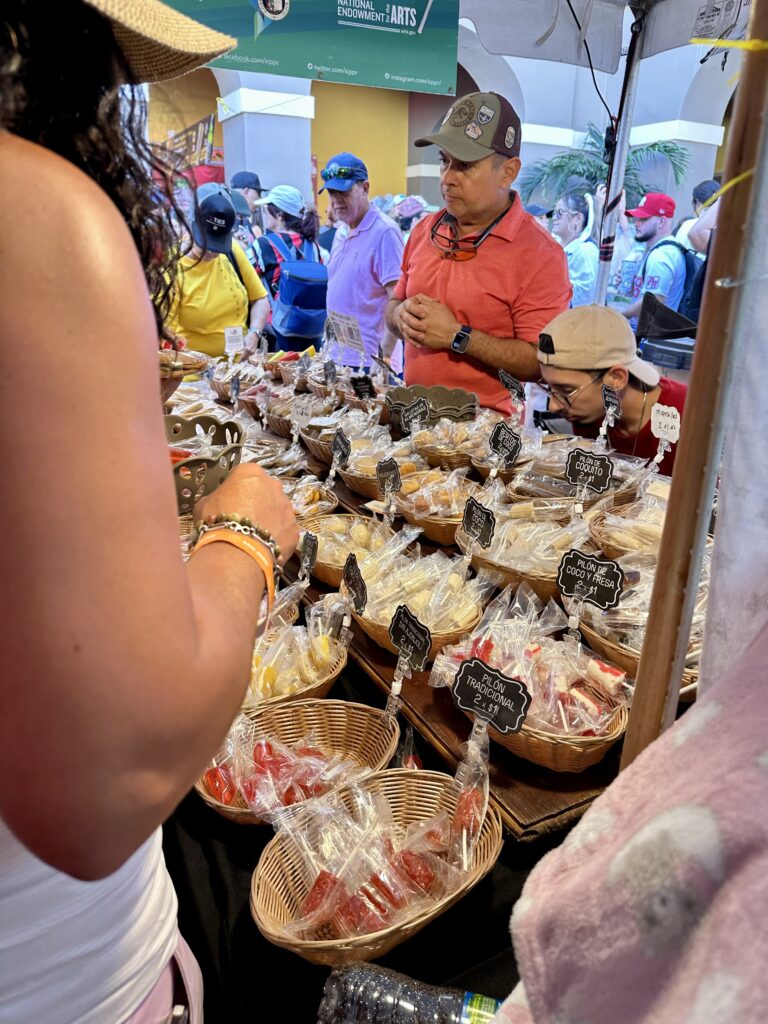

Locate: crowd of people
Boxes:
[0,0,732,1021]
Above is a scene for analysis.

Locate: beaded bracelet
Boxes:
[189,514,282,564]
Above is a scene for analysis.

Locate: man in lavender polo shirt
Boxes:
[321,152,404,371]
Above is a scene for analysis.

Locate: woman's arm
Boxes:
[0,136,298,880]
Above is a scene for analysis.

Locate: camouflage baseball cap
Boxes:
[415,92,522,163]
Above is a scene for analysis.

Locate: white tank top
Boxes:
[0,822,178,1023]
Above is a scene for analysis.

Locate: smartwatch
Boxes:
[450,324,472,354]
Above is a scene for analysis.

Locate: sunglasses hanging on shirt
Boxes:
[429,204,510,262]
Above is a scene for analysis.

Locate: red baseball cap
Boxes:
[626,192,676,219]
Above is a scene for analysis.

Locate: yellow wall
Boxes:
[310,81,408,216]
[147,68,223,148]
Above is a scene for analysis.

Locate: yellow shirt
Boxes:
[167,241,267,357]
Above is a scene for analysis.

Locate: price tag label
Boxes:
[324,360,338,385]
[557,549,624,610]
[376,457,402,495]
[342,552,368,614]
[462,496,496,549]
[601,385,622,419]
[651,404,681,444]
[488,421,523,468]
[331,428,352,468]
[400,396,431,435]
[453,658,531,733]
[224,326,244,353]
[301,530,318,571]
[389,605,432,672]
[499,369,525,403]
[350,375,377,400]
[298,353,312,374]
[565,447,614,494]
[230,373,241,402]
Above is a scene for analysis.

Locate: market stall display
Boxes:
[572,551,708,698]
[299,514,396,587]
[195,701,399,825]
[431,586,632,771]
[250,769,503,964]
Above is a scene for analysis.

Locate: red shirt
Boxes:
[575,377,687,476]
[394,196,571,413]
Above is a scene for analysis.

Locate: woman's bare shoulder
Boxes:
[0,132,138,256]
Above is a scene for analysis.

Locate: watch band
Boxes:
[451,324,472,354]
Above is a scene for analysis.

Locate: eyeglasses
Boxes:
[551,208,573,221]
[321,164,361,182]
[429,207,507,262]
[537,373,604,407]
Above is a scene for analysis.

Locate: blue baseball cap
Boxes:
[319,152,369,193]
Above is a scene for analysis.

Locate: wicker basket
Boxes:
[299,514,393,589]
[266,362,284,379]
[488,705,627,772]
[295,489,339,523]
[279,364,297,386]
[307,380,332,398]
[236,394,262,421]
[246,640,349,713]
[159,349,209,380]
[396,506,463,546]
[210,377,234,403]
[352,607,482,664]
[250,768,503,964]
[586,509,659,561]
[265,411,294,438]
[415,445,474,471]
[455,528,560,605]
[470,456,522,485]
[196,698,399,825]
[299,429,333,467]
[578,622,698,701]
[337,468,385,501]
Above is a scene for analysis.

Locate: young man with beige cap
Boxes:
[386,91,571,414]
[537,305,687,475]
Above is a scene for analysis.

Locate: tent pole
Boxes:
[593,13,646,305]
[620,0,768,769]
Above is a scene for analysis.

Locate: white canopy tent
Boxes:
[459,0,767,761]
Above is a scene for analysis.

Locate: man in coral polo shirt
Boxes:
[386,91,571,414]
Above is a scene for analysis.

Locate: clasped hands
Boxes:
[396,294,460,351]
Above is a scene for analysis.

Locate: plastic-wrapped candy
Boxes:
[276,786,465,942]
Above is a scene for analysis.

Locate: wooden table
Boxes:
[285,474,620,840]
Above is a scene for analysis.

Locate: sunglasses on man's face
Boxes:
[321,164,360,182]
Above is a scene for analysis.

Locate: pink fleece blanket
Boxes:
[493,622,768,1024]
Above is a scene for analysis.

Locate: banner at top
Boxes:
[167,0,459,95]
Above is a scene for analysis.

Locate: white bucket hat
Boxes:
[80,0,236,83]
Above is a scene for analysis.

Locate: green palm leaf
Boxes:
[518,121,691,206]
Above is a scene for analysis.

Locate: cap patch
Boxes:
[477,104,495,125]
[504,126,516,150]
[448,99,476,127]
[538,334,555,355]
[465,121,482,140]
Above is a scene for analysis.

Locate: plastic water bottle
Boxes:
[316,963,502,1023]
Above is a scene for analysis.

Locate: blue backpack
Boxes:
[266,233,328,339]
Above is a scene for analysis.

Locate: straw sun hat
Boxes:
[80,0,236,83]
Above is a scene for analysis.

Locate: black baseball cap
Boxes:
[230,171,262,192]
[415,91,522,162]
[193,183,236,254]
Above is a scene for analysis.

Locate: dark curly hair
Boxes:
[0,0,186,332]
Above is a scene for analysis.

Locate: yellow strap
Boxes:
[192,530,275,615]
[702,168,755,208]
[690,37,768,52]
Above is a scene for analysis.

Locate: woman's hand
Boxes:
[195,464,298,565]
